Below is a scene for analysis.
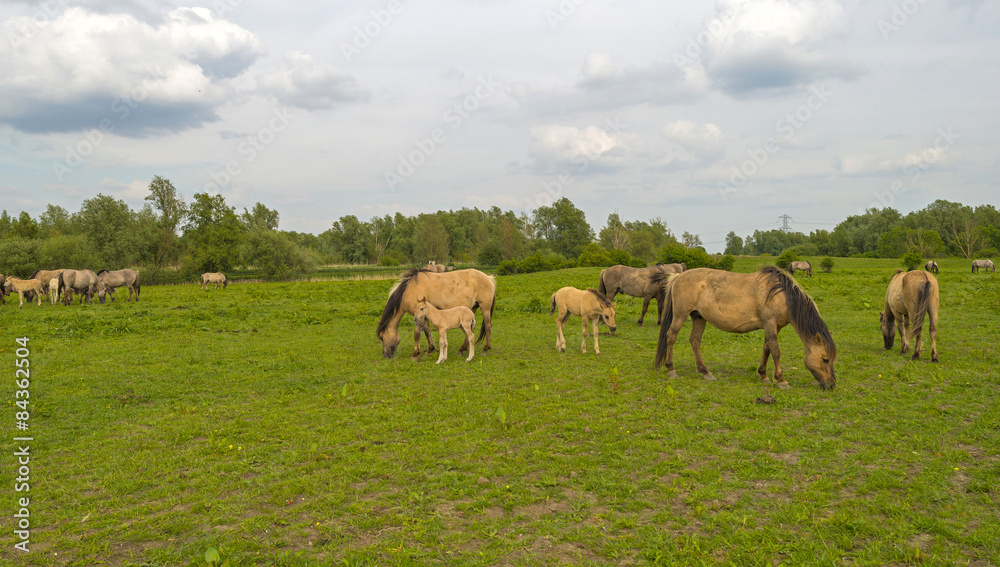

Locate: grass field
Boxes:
[1,257,998,566]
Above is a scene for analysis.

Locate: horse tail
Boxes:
[549,293,557,315]
[598,270,608,296]
[477,291,495,345]
[654,280,675,369]
[58,271,65,298]
[909,275,933,342]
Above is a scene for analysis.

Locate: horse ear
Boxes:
[814,333,823,345]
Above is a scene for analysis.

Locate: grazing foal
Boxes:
[413,297,477,363]
[549,287,617,355]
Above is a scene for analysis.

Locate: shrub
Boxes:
[577,243,613,267]
[820,257,835,273]
[901,248,923,271]
[0,237,40,277]
[477,244,503,266]
[775,250,800,271]
[715,254,736,272]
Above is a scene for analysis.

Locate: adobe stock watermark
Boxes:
[203,106,295,192]
[522,116,627,212]
[545,0,587,30]
[859,127,959,213]
[383,75,502,191]
[671,5,739,72]
[877,0,930,41]
[341,1,403,63]
[717,83,833,202]
[4,0,67,49]
[51,66,164,182]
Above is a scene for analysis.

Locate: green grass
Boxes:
[1,257,998,566]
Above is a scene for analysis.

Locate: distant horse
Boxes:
[413,297,476,363]
[549,287,617,355]
[598,264,670,326]
[201,272,228,290]
[924,260,939,274]
[789,261,812,277]
[97,269,141,302]
[58,269,106,304]
[0,274,5,305]
[655,266,836,390]
[48,277,60,305]
[377,268,496,359]
[425,260,448,273]
[657,262,687,274]
[29,269,65,295]
[4,277,44,307]
[881,269,939,362]
[971,259,994,273]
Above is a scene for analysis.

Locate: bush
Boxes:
[577,243,613,267]
[715,254,736,272]
[379,255,400,267]
[0,237,40,277]
[657,243,716,269]
[820,257,835,273]
[775,250,800,271]
[901,248,923,271]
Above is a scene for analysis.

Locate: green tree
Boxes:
[145,176,187,266]
[38,205,73,238]
[532,198,594,257]
[324,215,370,264]
[241,202,280,231]
[11,211,38,240]
[75,195,141,267]
[412,214,450,262]
[182,192,244,273]
[724,231,744,256]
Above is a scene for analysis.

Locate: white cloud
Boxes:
[0,7,264,135]
[256,51,370,111]
[527,124,630,173]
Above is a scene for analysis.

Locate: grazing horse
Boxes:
[377,268,496,359]
[924,260,939,274]
[655,266,836,390]
[971,259,994,273]
[413,297,476,363]
[201,272,228,290]
[425,260,448,273]
[97,269,141,302]
[598,264,672,326]
[29,269,65,296]
[789,261,812,277]
[4,277,44,307]
[549,287,617,355]
[58,269,106,304]
[881,269,939,362]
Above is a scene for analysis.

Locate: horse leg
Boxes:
[898,316,910,355]
[663,316,686,379]
[909,318,924,360]
[411,319,423,359]
[464,321,475,362]
[580,315,588,353]
[765,328,788,389]
[423,319,437,353]
[689,316,715,381]
[557,311,569,352]
[436,330,448,364]
[638,297,650,326]
[592,317,601,355]
[481,302,493,353]
[757,341,772,383]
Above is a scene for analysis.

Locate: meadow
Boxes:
[0,257,997,566]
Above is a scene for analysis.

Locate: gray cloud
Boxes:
[255,52,371,111]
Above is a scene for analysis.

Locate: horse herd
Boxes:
[376,259,957,390]
[0,269,235,307]
[0,268,140,307]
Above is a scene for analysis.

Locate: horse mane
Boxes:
[376,268,427,337]
[649,270,671,287]
[759,266,834,350]
[586,288,613,308]
[97,269,109,276]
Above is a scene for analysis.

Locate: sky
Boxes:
[1,0,997,253]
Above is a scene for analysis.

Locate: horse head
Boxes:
[602,303,618,334]
[377,324,400,358]
[803,332,837,390]
[879,311,895,350]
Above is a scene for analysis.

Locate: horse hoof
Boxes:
[703,373,717,381]
[666,370,678,379]
[777,382,791,390]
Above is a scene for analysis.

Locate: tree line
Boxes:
[1,174,997,282]
[723,201,1000,259]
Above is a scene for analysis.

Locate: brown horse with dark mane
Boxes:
[599,264,682,326]
[655,266,836,390]
[377,268,496,359]
[881,269,939,362]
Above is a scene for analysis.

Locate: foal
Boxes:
[549,287,617,355]
[4,277,44,307]
[413,297,477,363]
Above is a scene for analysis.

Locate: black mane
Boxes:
[376,268,427,338]
[759,266,835,352]
[586,288,613,308]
